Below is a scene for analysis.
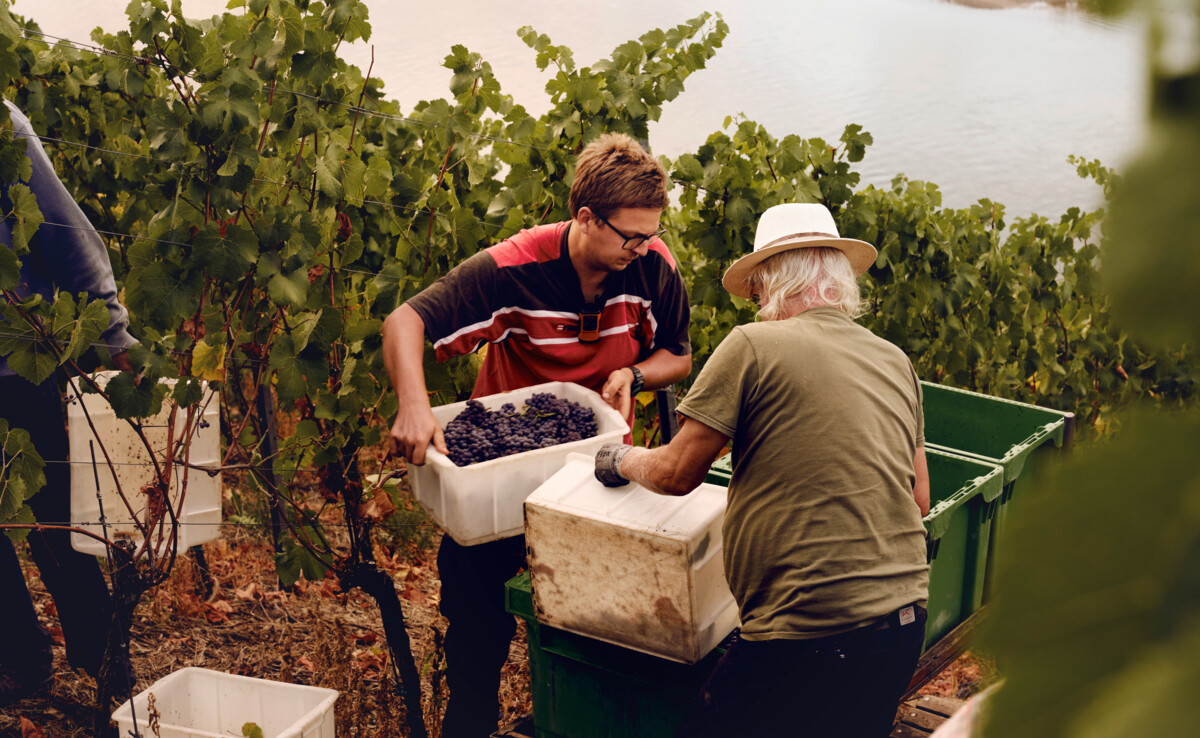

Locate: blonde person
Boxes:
[595,203,930,738]
[382,133,692,737]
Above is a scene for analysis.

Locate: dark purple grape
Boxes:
[442,392,599,466]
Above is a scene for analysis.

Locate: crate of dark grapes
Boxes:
[407,381,628,546]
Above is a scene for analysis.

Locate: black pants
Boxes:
[437,532,527,738]
[0,375,113,680]
[678,605,927,738]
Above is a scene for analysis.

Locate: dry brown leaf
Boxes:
[20,717,47,738]
[235,582,266,601]
[354,631,380,646]
[353,647,389,677]
[360,486,397,522]
[318,579,342,599]
[390,563,412,584]
[204,599,233,623]
[401,584,428,605]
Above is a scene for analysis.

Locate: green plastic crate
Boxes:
[922,449,1004,647]
[921,382,1070,484]
[920,381,1072,598]
[704,453,732,486]
[506,571,721,738]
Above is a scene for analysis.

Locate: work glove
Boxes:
[594,443,632,487]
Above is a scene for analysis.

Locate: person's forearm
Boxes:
[630,349,691,391]
[618,446,692,496]
[382,304,430,406]
[913,446,931,517]
[596,418,727,496]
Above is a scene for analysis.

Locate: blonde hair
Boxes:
[750,247,865,321]
[569,133,669,217]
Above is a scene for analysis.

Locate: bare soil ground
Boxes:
[1,502,989,738]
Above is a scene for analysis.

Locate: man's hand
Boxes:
[595,443,632,487]
[389,402,448,466]
[601,367,635,418]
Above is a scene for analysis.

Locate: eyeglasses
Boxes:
[594,212,666,251]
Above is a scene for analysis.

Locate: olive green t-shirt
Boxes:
[677,307,929,640]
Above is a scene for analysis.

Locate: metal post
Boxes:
[655,386,679,445]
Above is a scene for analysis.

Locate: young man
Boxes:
[595,203,930,738]
[382,133,692,736]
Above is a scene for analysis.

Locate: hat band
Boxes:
[760,232,839,250]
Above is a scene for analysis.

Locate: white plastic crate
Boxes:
[112,667,337,738]
[524,454,739,664]
[408,381,628,546]
[68,371,221,557]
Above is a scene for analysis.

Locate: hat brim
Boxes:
[721,237,878,299]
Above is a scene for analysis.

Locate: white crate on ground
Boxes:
[524,453,740,664]
[112,667,337,738]
[68,371,221,557]
[408,381,628,546]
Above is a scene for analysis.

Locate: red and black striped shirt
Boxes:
[407,221,691,399]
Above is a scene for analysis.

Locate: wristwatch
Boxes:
[628,366,644,394]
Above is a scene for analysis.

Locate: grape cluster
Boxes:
[443,392,599,466]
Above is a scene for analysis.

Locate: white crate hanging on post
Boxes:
[67,370,222,557]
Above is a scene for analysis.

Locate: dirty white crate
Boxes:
[525,453,739,664]
[112,667,337,738]
[68,371,221,557]
[409,381,628,546]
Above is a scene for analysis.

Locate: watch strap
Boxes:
[628,365,644,394]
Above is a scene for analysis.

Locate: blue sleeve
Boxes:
[4,101,136,356]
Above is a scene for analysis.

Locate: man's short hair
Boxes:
[569,133,670,217]
[752,247,865,320]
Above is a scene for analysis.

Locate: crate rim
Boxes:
[923,448,1004,540]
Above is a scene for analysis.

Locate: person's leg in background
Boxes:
[437,533,527,738]
[0,376,115,683]
[0,534,55,705]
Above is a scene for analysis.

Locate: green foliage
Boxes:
[0,292,110,384]
[0,419,45,542]
[380,481,438,552]
[1104,118,1200,349]
[672,117,1195,429]
[275,530,331,588]
[3,182,42,252]
[981,412,1200,737]
[980,1,1200,736]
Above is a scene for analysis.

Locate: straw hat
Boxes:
[721,203,878,299]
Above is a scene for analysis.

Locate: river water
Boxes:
[17,0,1148,217]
